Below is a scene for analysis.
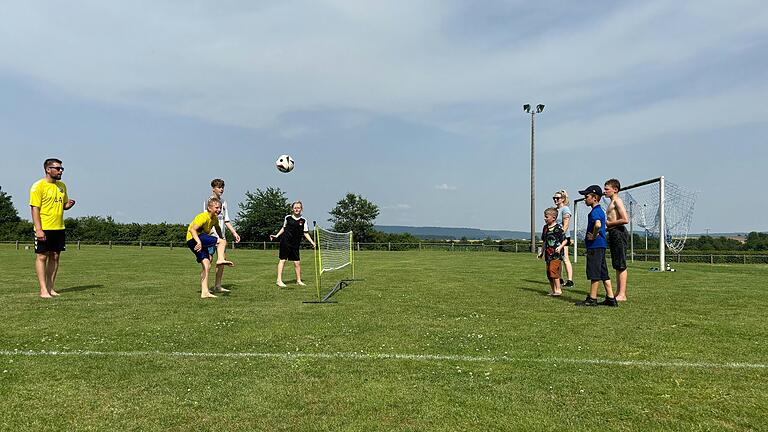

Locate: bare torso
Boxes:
[606,196,627,226]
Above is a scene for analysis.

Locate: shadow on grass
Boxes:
[519,285,583,303]
[58,284,103,293]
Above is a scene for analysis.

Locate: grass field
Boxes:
[1,246,766,431]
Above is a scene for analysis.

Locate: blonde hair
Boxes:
[544,207,558,218]
[206,197,221,208]
[555,189,570,206]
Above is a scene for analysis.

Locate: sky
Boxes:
[1,0,766,233]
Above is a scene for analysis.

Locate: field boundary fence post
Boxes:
[77,241,81,250]
[140,241,143,250]
[15,241,19,250]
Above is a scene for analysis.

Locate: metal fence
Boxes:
[3,240,767,265]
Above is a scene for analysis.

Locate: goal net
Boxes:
[311,224,355,302]
[573,177,697,271]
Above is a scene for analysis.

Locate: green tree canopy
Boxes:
[0,187,21,224]
[328,193,380,242]
[235,187,289,242]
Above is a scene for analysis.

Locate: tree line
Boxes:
[0,186,419,244]
[3,186,766,249]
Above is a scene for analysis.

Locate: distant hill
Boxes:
[375,225,529,240]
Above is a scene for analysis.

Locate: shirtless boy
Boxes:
[604,179,629,301]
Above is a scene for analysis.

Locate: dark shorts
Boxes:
[586,248,610,281]
[608,226,629,270]
[279,242,300,261]
[34,230,66,253]
[546,260,561,279]
[187,234,219,263]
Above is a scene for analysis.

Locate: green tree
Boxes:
[328,193,380,243]
[0,187,21,224]
[236,187,289,242]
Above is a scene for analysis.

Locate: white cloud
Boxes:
[435,184,457,191]
[0,0,765,135]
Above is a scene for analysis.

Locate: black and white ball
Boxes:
[276,155,294,173]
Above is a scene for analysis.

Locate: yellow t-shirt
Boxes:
[186,212,217,241]
[29,179,68,230]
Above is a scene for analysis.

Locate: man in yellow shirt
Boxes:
[29,158,76,298]
[187,197,234,298]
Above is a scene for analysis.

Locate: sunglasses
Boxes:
[552,196,562,200]
[48,166,64,171]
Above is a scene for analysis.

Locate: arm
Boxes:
[270,227,285,241]
[586,220,601,241]
[31,206,45,240]
[537,225,546,258]
[225,221,240,243]
[304,232,316,248]
[560,213,570,234]
[189,224,203,251]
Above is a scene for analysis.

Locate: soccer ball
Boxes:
[276,155,294,173]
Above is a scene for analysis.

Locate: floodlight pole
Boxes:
[524,103,545,253]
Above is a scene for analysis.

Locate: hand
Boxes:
[35,229,46,241]
[269,235,276,241]
[65,199,76,209]
[193,241,202,252]
[311,242,316,249]
[555,246,561,253]
[234,233,241,243]
[586,232,595,241]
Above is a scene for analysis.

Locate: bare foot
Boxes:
[276,281,287,288]
[40,293,54,299]
[213,286,230,293]
[50,290,60,297]
[215,260,234,267]
[615,295,627,302]
[296,281,306,286]
[200,292,217,299]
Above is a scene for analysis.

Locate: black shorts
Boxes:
[586,248,610,281]
[608,226,628,270]
[279,242,300,261]
[34,230,66,253]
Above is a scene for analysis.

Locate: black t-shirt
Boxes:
[281,215,308,248]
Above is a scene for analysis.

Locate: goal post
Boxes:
[307,222,357,303]
[573,176,696,272]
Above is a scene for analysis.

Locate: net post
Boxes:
[313,221,321,301]
[659,176,666,271]
[351,233,355,278]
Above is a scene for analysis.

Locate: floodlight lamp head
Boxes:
[536,104,545,113]
[523,104,531,113]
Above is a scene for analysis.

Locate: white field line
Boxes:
[0,349,766,370]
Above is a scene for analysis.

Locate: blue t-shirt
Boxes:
[585,205,608,249]
[556,205,572,238]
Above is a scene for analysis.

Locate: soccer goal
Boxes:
[573,176,697,271]
[306,222,359,303]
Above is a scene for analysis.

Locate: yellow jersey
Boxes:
[29,179,68,230]
[186,211,217,241]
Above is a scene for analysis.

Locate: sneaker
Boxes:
[560,278,565,285]
[575,296,598,307]
[600,297,619,307]
[564,280,574,288]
